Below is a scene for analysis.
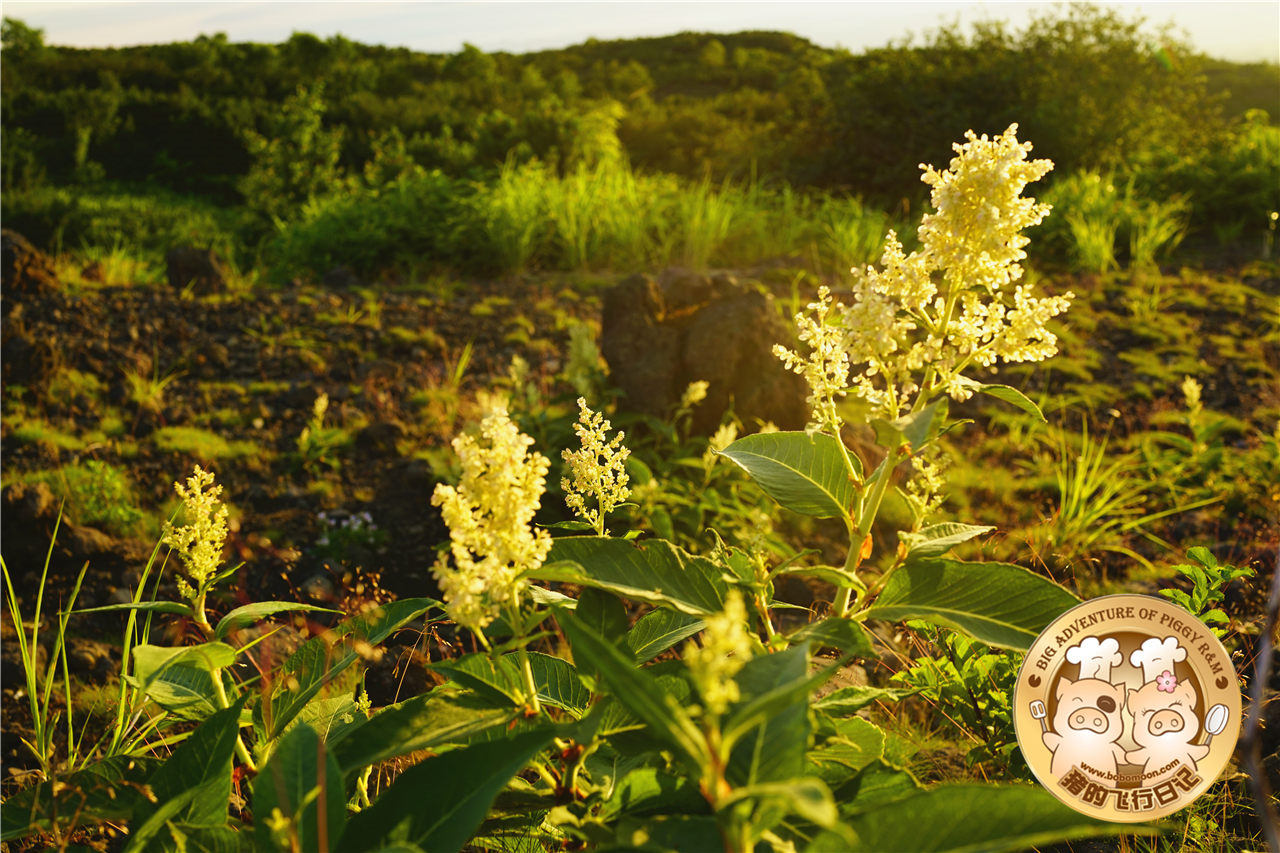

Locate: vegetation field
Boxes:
[1,7,1278,852]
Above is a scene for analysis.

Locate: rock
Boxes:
[601,270,808,433]
[80,260,104,283]
[600,273,681,417]
[66,638,116,684]
[1,229,58,300]
[1,316,58,387]
[369,459,447,599]
[355,422,403,459]
[323,266,362,290]
[165,246,228,294]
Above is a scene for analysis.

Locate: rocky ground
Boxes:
[2,228,1278,844]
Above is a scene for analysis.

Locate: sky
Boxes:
[4,1,1278,64]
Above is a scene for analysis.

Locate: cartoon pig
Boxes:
[1125,675,1209,781]
[1043,677,1127,781]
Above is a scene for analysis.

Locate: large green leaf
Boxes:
[728,645,810,786]
[598,763,703,820]
[559,611,707,771]
[716,431,858,519]
[430,652,591,714]
[266,598,433,739]
[215,601,341,639]
[723,650,844,758]
[787,618,874,656]
[129,642,237,721]
[533,537,726,616]
[128,662,223,721]
[809,716,886,782]
[335,729,555,853]
[832,760,921,810]
[0,756,160,842]
[812,685,916,715]
[842,784,1140,851]
[430,652,523,705]
[624,608,705,663]
[977,383,1047,422]
[720,778,838,830]
[127,697,247,852]
[866,558,1080,650]
[897,522,995,560]
[871,398,946,453]
[524,652,592,713]
[331,692,517,777]
[254,722,345,853]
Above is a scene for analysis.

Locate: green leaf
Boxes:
[832,759,921,810]
[728,645,810,785]
[872,399,946,453]
[130,642,237,721]
[74,601,194,617]
[575,588,629,681]
[527,584,577,609]
[576,588,629,641]
[898,522,995,559]
[843,783,1142,851]
[812,686,916,715]
[624,609,704,663]
[331,692,517,777]
[523,652,591,714]
[616,814,722,852]
[430,653,522,705]
[0,756,160,842]
[214,602,341,638]
[533,537,726,616]
[787,618,874,656]
[977,383,1047,422]
[809,717,886,777]
[598,764,702,820]
[127,662,222,721]
[721,778,837,829]
[289,694,361,742]
[335,729,555,853]
[559,611,707,770]
[867,558,1081,650]
[723,646,843,759]
[716,431,858,519]
[133,642,236,678]
[267,598,433,739]
[253,722,345,853]
[127,696,248,851]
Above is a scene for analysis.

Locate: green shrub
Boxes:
[266,170,466,279]
[0,184,238,258]
[22,461,145,537]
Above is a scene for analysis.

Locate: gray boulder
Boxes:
[601,269,807,434]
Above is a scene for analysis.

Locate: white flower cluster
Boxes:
[562,398,631,534]
[163,465,229,602]
[432,401,552,631]
[776,125,1073,428]
[683,589,752,716]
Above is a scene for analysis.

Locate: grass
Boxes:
[272,157,901,279]
[16,461,147,537]
[150,426,260,460]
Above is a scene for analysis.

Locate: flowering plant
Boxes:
[394,126,1091,853]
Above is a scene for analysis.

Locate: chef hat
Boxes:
[1065,636,1122,681]
[1130,636,1187,684]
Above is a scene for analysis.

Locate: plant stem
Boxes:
[209,668,257,772]
[518,646,542,716]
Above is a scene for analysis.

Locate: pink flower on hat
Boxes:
[1156,670,1177,693]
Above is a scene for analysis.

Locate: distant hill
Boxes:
[2,6,1274,207]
